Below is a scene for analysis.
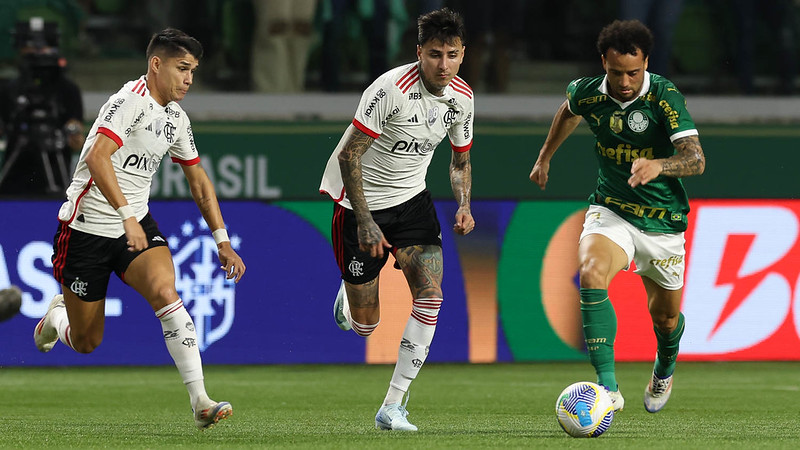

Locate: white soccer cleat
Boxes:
[375,402,418,431]
[604,385,625,412]
[33,294,65,353]
[193,400,233,430]
[644,372,673,413]
[333,281,351,331]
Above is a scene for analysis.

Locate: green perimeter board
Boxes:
[498,201,588,361]
[153,122,800,200]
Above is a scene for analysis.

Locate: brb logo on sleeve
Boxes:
[168,217,240,351]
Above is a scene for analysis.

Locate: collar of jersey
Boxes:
[599,71,651,109]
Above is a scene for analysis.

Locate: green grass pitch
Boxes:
[1,362,798,449]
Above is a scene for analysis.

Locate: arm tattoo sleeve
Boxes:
[337,129,375,221]
[450,150,472,208]
[661,135,706,178]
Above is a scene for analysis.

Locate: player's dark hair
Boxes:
[417,8,465,47]
[146,28,203,61]
[596,19,653,59]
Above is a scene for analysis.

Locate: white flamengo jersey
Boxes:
[57,76,200,238]
[319,62,474,210]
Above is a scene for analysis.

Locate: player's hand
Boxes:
[358,220,391,259]
[122,218,148,252]
[217,243,246,283]
[629,158,663,188]
[529,159,550,190]
[453,206,475,235]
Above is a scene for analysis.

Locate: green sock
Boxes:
[580,288,617,391]
[653,313,685,378]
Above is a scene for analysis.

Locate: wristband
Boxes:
[212,229,230,245]
[116,205,135,221]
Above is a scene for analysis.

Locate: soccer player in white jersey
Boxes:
[33,29,245,430]
[320,8,474,431]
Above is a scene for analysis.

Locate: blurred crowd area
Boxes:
[1,0,799,95]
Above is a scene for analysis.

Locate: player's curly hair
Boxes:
[417,7,465,47]
[146,28,203,61]
[596,19,653,59]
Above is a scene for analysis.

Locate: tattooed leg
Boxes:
[395,245,444,299]
[345,276,381,328]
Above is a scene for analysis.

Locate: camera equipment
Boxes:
[0,18,70,194]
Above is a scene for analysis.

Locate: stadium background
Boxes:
[2,0,800,366]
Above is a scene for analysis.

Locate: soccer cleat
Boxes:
[604,385,625,412]
[375,395,417,431]
[644,372,673,413]
[333,281,351,331]
[194,400,233,430]
[33,294,65,353]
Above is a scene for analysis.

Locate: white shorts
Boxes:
[579,205,686,290]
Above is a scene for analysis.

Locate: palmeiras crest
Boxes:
[168,218,239,351]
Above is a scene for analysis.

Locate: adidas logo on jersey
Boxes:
[407,114,419,123]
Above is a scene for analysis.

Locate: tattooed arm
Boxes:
[337,124,391,257]
[450,149,475,235]
[628,135,706,188]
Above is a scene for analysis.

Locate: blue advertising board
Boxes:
[0,200,492,366]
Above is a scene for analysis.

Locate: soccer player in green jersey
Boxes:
[529,19,705,413]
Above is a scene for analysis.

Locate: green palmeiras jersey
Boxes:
[567,72,699,233]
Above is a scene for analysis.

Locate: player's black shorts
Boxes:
[51,213,168,302]
[332,190,442,284]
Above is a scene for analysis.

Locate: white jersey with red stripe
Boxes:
[319,61,474,210]
[57,75,200,238]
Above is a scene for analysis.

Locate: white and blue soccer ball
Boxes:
[555,381,614,438]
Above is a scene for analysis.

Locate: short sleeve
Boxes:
[351,75,402,138]
[96,93,144,148]
[565,78,585,116]
[656,83,698,140]
[169,116,200,166]
[447,103,474,153]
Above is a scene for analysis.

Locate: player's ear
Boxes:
[149,55,161,73]
[416,44,422,61]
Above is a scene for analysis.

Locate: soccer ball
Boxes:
[555,381,614,438]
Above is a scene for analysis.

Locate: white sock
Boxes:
[50,304,76,351]
[351,318,379,337]
[155,299,209,408]
[384,298,442,405]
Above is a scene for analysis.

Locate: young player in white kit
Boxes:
[320,8,474,431]
[33,28,245,430]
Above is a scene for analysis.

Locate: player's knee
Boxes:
[152,285,180,306]
[71,332,102,354]
[578,260,609,288]
[651,313,678,334]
